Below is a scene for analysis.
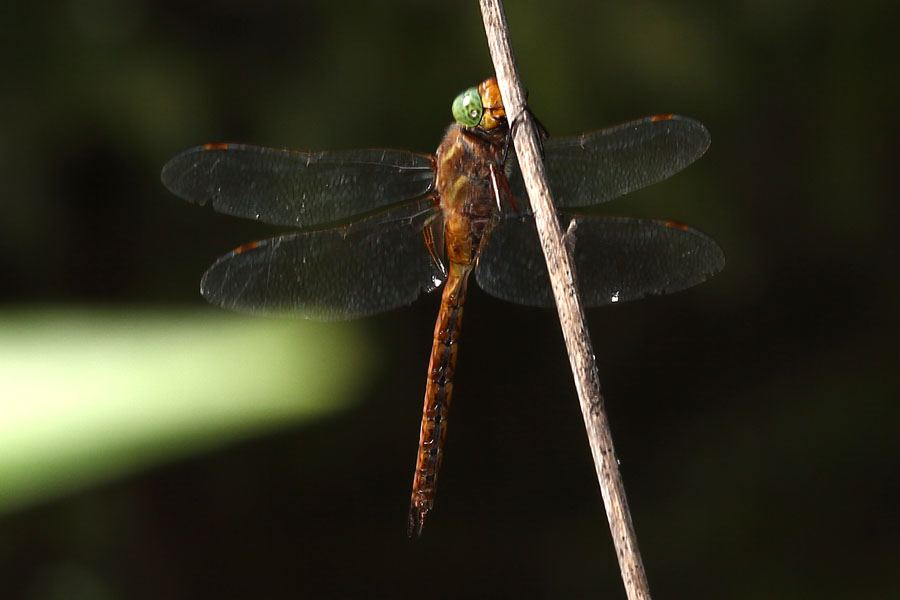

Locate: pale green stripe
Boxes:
[0,308,371,515]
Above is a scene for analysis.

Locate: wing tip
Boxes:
[160,143,233,202]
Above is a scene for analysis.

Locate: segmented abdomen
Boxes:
[408,262,472,537]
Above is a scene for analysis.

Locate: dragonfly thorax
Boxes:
[434,123,507,267]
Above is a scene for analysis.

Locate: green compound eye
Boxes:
[451,86,483,127]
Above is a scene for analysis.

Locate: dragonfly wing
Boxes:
[201,201,445,320]
[507,115,710,209]
[162,144,435,228]
[476,215,724,308]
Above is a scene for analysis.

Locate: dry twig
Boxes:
[478,2,652,598]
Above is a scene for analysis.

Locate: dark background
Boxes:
[1,1,898,598]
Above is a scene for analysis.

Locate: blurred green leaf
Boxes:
[0,308,370,516]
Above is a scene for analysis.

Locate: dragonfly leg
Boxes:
[489,163,503,212]
[422,220,448,279]
[506,105,549,164]
[488,161,518,214]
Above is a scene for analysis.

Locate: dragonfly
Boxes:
[161,77,724,537]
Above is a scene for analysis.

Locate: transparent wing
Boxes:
[162,144,435,228]
[476,215,724,308]
[200,200,445,320]
[507,115,710,209]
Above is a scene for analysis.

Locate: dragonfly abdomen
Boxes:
[408,262,472,537]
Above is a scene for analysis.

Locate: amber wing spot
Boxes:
[234,241,260,254]
[651,114,675,122]
[203,142,230,150]
[665,220,690,231]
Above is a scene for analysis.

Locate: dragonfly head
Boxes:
[451,77,507,131]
